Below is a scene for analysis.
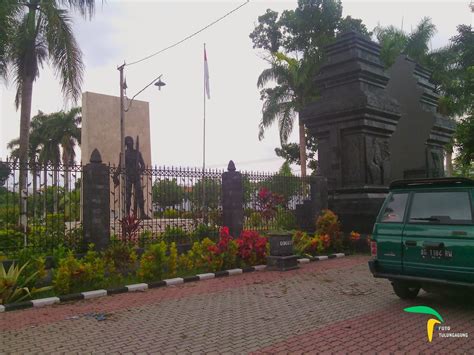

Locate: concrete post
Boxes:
[221,160,244,238]
[83,149,110,250]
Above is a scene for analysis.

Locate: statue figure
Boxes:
[368,138,391,185]
[429,149,443,177]
[113,136,150,219]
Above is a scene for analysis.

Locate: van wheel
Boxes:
[392,281,420,299]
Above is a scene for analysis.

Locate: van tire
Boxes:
[392,281,420,299]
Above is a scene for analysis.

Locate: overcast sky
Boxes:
[0,0,472,173]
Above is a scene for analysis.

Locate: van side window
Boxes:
[380,193,408,222]
[409,191,473,225]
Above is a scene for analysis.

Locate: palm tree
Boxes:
[374,17,437,68]
[0,0,97,220]
[257,52,318,178]
[48,107,81,192]
[0,1,20,78]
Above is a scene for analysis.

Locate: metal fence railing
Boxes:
[109,165,224,246]
[0,159,83,254]
[242,171,312,232]
[0,158,312,254]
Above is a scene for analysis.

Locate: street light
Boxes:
[117,64,165,218]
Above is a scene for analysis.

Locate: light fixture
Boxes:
[154,78,166,90]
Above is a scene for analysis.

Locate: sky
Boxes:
[0,0,472,174]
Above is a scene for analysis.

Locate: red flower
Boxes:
[220,226,230,238]
[207,245,219,254]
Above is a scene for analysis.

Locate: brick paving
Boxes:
[1,256,473,353]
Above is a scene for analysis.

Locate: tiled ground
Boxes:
[1,256,473,353]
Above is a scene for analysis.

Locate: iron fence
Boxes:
[0,159,83,254]
[241,170,312,232]
[109,165,224,246]
[0,158,313,254]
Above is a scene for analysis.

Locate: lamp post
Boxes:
[117,64,166,218]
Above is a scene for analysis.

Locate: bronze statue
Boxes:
[113,136,150,219]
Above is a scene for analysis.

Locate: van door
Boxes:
[402,189,474,283]
[374,192,409,273]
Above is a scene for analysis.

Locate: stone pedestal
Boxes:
[266,233,298,271]
[301,31,401,233]
[222,161,244,238]
[83,149,110,251]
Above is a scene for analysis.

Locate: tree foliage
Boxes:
[374,17,436,68]
[275,133,319,173]
[375,20,473,174]
[250,0,369,177]
[0,0,98,200]
[8,108,82,167]
[152,179,185,208]
[191,178,221,210]
[259,162,300,203]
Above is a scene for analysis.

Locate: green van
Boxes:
[368,177,474,299]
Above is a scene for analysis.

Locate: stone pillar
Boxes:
[295,176,328,232]
[301,31,401,233]
[221,160,244,238]
[83,149,110,250]
[311,176,328,217]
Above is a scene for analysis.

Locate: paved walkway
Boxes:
[1,256,473,353]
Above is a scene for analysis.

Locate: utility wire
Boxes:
[126,0,250,67]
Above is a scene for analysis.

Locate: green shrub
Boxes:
[163,209,180,219]
[53,249,106,295]
[0,229,24,252]
[0,205,19,226]
[316,209,342,251]
[275,207,297,231]
[249,212,263,229]
[181,211,195,219]
[104,243,137,277]
[0,262,52,305]
[160,226,190,244]
[138,242,167,281]
[208,208,223,226]
[192,223,218,241]
[137,230,154,248]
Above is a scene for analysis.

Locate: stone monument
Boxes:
[301,32,456,233]
[81,92,153,220]
[387,55,456,180]
[301,31,401,233]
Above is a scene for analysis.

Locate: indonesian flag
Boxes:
[204,47,210,99]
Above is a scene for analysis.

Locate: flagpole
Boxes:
[202,43,207,224]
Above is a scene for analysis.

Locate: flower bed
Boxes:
[0,227,270,305]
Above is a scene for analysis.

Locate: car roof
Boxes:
[390,177,474,189]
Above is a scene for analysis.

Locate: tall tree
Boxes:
[250,0,369,177]
[0,0,97,219]
[50,107,81,191]
[8,108,81,215]
[430,25,474,175]
[374,17,437,68]
[257,53,318,178]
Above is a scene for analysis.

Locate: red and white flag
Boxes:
[204,47,210,99]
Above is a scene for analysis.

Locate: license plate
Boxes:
[421,248,453,259]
